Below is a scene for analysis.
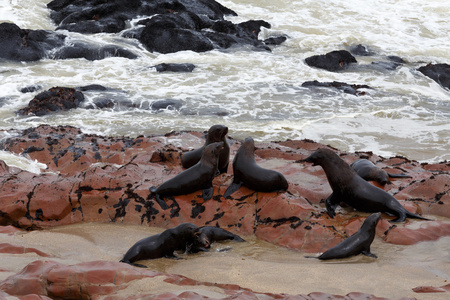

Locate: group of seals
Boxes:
[350,158,411,185]
[181,125,230,174]
[152,126,289,202]
[120,223,203,267]
[305,148,428,222]
[224,137,289,197]
[120,223,245,266]
[138,128,429,264]
[151,141,224,201]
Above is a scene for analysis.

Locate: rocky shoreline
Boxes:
[0,124,449,299]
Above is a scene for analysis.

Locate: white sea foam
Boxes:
[0,0,449,162]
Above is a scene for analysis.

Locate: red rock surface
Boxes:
[0,125,448,299]
[0,125,448,249]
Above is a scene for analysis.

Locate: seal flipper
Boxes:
[202,187,214,200]
[405,210,430,221]
[387,173,412,179]
[325,193,340,218]
[361,251,377,258]
[223,182,242,198]
[120,260,148,268]
[154,193,169,210]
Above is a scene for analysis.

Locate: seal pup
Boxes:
[350,159,411,185]
[224,137,289,197]
[120,223,204,267]
[304,148,428,222]
[151,142,224,202]
[306,212,381,260]
[188,226,245,253]
[182,125,230,174]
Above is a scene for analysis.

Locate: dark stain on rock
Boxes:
[112,197,130,221]
[23,146,44,154]
[140,200,160,224]
[169,199,180,218]
[191,201,205,219]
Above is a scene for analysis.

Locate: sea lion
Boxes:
[182,125,230,174]
[306,212,381,260]
[224,137,289,197]
[120,223,204,267]
[350,159,411,185]
[304,148,428,222]
[188,226,245,253]
[151,142,224,202]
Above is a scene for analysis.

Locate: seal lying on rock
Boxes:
[120,223,204,267]
[306,212,381,260]
[350,159,411,185]
[224,137,288,197]
[151,142,224,202]
[304,148,428,222]
[188,226,245,253]
[182,125,230,174]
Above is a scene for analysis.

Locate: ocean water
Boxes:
[0,0,449,164]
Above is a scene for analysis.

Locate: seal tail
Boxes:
[119,260,148,268]
[405,211,430,221]
[304,255,319,259]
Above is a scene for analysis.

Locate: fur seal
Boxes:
[350,159,411,185]
[182,125,230,174]
[305,148,428,222]
[224,137,289,197]
[151,142,224,202]
[189,226,245,253]
[306,212,381,260]
[120,223,204,267]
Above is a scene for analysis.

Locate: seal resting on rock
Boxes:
[224,137,288,197]
[120,223,204,267]
[151,142,224,203]
[304,148,428,222]
[306,212,381,260]
[188,226,245,253]
[182,125,230,174]
[350,159,411,185]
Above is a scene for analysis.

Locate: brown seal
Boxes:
[120,223,204,267]
[181,125,230,174]
[350,159,411,185]
[224,137,288,197]
[306,212,381,260]
[151,142,224,203]
[305,148,428,222]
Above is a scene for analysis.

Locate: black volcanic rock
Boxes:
[47,0,274,54]
[305,50,357,72]
[154,63,196,73]
[0,22,136,62]
[418,63,450,90]
[302,80,372,96]
[18,87,85,116]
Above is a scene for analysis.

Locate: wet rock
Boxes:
[305,50,357,72]
[418,63,450,90]
[413,283,450,293]
[0,22,136,62]
[264,35,287,46]
[20,85,43,94]
[0,243,50,257]
[302,80,372,96]
[0,22,65,62]
[17,87,85,116]
[154,63,196,73]
[47,0,273,54]
[0,125,448,251]
[349,44,374,56]
[151,99,183,111]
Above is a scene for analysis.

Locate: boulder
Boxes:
[418,63,450,90]
[305,50,357,72]
[302,80,372,96]
[17,87,85,116]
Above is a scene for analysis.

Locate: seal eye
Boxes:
[194,231,201,237]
